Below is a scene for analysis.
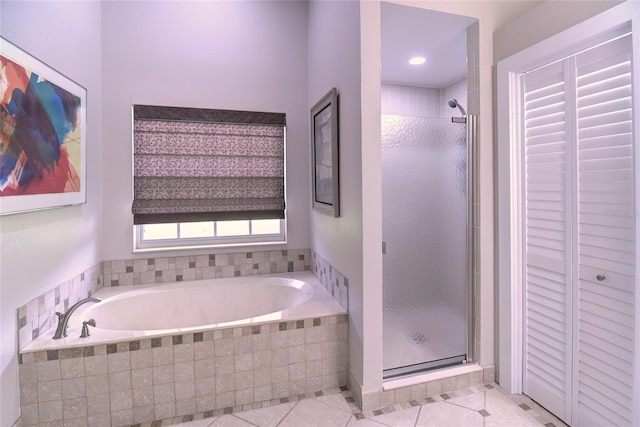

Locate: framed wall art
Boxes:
[310,87,339,217]
[0,37,87,215]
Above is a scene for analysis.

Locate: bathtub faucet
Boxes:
[52,297,101,339]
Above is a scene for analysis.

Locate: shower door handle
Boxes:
[382,241,387,255]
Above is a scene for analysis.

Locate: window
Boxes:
[132,105,286,250]
[137,219,284,250]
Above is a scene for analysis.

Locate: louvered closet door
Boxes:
[574,33,635,427]
[523,31,635,426]
[523,60,573,424]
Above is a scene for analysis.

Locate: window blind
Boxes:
[132,105,285,225]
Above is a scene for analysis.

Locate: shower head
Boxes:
[448,99,467,117]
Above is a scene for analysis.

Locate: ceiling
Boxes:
[381,2,477,88]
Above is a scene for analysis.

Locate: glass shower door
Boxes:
[382,115,468,377]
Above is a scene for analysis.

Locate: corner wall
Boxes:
[307,0,365,392]
[0,2,103,425]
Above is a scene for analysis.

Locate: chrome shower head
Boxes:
[448,98,467,117]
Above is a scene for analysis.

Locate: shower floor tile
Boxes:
[152,383,567,427]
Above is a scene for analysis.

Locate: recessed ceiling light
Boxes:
[409,56,426,65]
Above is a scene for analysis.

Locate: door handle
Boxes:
[596,274,606,282]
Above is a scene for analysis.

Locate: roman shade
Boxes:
[132,105,285,225]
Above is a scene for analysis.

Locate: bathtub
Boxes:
[19,271,348,426]
[21,271,346,351]
[84,275,314,332]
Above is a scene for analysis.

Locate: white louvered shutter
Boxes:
[523,60,572,424]
[574,32,635,427]
[523,30,635,426]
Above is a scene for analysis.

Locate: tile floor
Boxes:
[139,383,567,427]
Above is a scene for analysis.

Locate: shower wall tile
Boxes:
[383,80,470,120]
[17,263,103,351]
[467,21,480,115]
[440,77,468,119]
[382,84,441,118]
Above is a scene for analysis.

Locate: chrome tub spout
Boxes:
[52,297,101,339]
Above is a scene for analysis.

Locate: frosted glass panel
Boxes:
[382,115,468,374]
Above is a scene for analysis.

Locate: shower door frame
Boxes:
[381,114,477,379]
[466,114,477,369]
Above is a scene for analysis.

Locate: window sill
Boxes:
[133,240,287,254]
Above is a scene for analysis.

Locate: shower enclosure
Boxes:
[382,111,474,378]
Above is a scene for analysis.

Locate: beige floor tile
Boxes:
[416,401,484,427]
[484,390,541,427]
[447,390,485,411]
[346,415,388,426]
[278,398,353,427]
[164,383,561,427]
[172,419,216,427]
[208,414,255,426]
[233,401,296,427]
[369,405,420,427]
[315,393,354,413]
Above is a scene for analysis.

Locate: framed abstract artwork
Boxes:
[0,37,87,215]
[310,87,339,217]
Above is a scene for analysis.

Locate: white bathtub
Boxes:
[21,271,346,352]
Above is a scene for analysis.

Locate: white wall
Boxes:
[307,0,365,386]
[100,0,310,261]
[0,2,103,425]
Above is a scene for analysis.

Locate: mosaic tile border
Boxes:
[16,263,103,351]
[133,387,348,427]
[19,315,349,363]
[310,250,348,310]
[102,249,311,287]
[348,383,567,427]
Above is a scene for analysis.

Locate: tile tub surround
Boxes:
[17,249,316,351]
[102,249,311,288]
[18,315,348,426]
[310,250,348,310]
[17,263,103,351]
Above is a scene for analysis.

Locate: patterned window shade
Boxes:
[132,105,286,225]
